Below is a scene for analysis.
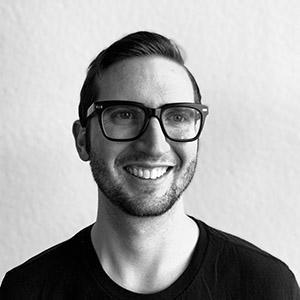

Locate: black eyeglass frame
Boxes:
[86,100,209,142]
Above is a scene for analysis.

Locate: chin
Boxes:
[107,186,181,218]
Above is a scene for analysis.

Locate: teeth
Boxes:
[138,169,143,178]
[126,166,169,180]
[144,169,150,179]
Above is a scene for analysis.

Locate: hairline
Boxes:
[92,55,199,102]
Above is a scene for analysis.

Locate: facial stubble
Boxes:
[89,150,198,217]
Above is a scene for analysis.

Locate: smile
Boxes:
[125,166,170,180]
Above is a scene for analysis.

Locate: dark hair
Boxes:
[79,31,201,126]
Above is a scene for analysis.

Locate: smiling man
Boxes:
[1,31,299,299]
[86,56,200,218]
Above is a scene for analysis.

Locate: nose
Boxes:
[133,117,171,156]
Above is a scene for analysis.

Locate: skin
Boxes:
[73,56,200,293]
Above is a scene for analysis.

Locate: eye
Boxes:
[170,114,186,122]
[113,110,136,120]
[165,111,191,123]
[108,108,140,121]
[103,106,145,127]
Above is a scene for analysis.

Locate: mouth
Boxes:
[124,166,173,180]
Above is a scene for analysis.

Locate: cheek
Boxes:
[173,142,198,167]
[90,133,130,168]
[92,139,121,162]
[88,119,119,161]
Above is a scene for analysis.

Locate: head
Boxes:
[73,31,208,217]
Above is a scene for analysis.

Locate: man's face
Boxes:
[88,56,198,217]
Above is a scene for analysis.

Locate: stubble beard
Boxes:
[89,151,197,217]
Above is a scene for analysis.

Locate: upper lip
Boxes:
[124,162,175,168]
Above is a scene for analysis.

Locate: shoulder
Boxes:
[203,221,290,272]
[195,219,300,298]
[0,225,92,298]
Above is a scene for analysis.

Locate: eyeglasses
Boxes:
[86,100,209,142]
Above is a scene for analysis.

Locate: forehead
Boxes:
[95,56,194,106]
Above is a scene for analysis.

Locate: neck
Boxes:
[93,197,188,250]
[91,192,199,293]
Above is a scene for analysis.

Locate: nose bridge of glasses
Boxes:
[145,107,161,118]
[142,107,165,136]
[144,107,163,127]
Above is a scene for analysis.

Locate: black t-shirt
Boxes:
[1,218,299,299]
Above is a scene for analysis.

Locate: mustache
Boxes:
[116,152,177,166]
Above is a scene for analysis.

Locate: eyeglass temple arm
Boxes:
[87,103,96,118]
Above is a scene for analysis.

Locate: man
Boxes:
[1,31,299,299]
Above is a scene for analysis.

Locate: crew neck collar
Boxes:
[77,216,208,299]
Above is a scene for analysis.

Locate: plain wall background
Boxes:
[1,0,299,283]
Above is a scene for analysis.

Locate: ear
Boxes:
[72,120,90,161]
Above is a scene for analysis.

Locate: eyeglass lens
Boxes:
[101,104,202,140]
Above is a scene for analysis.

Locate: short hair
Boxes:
[79,31,202,126]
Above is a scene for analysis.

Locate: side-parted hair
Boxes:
[79,31,202,127]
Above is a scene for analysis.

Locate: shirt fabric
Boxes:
[1,217,300,299]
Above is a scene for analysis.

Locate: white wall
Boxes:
[1,0,299,283]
